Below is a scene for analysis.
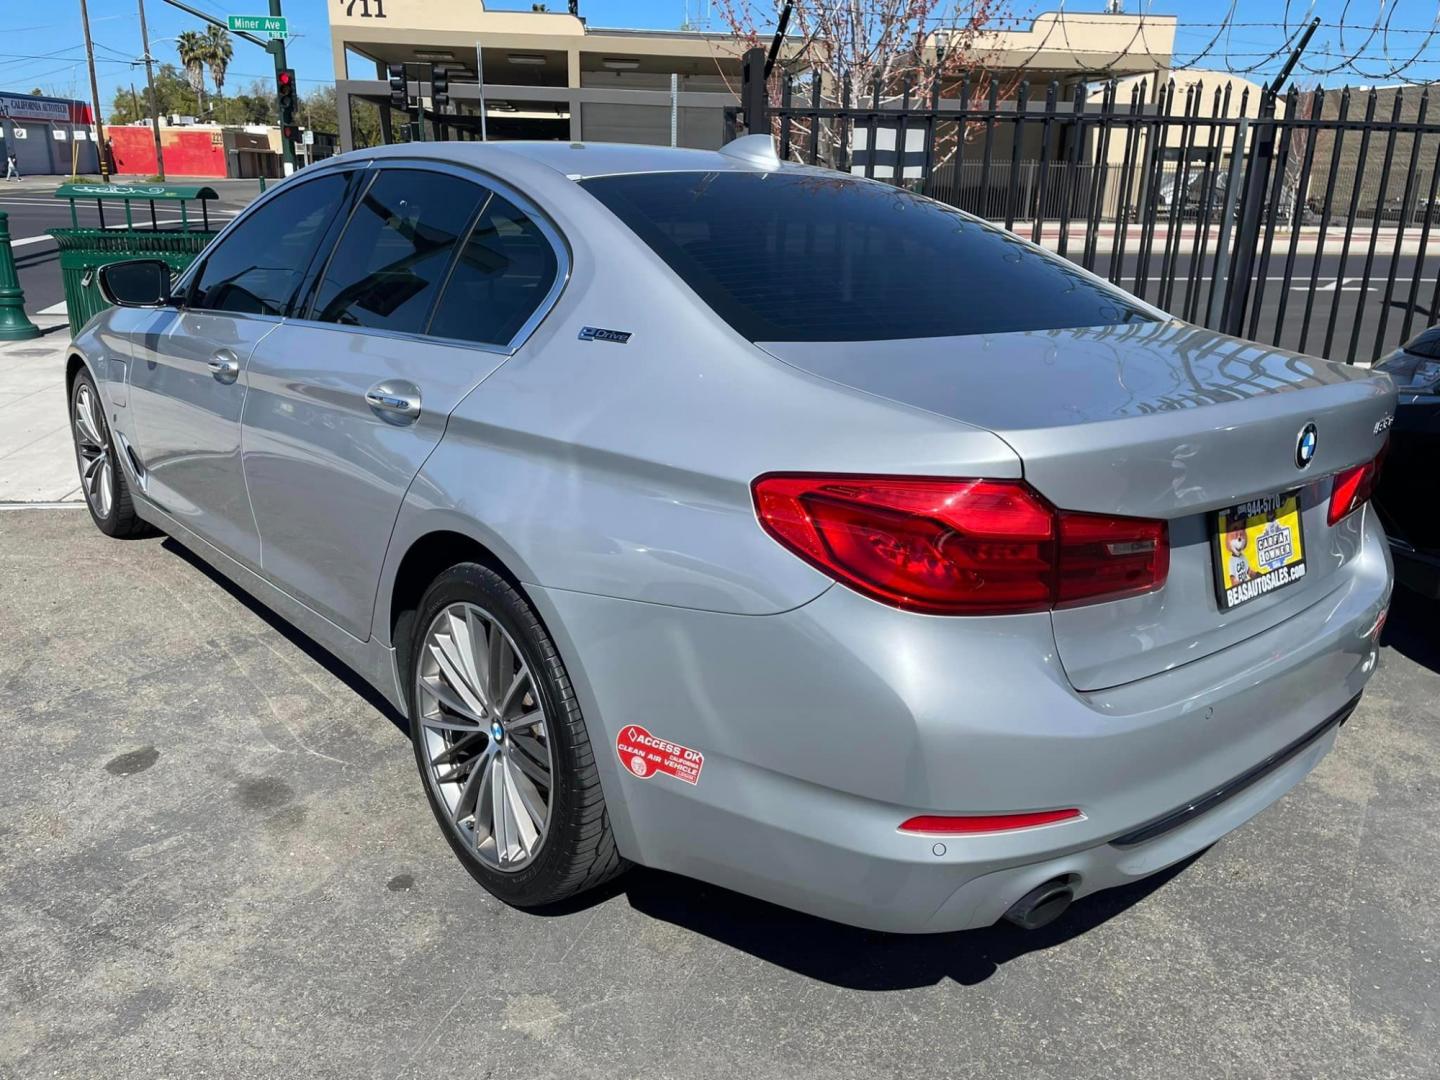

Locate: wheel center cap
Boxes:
[490,721,505,743]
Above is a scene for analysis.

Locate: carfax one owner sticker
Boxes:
[616,725,704,785]
[1214,489,1307,610]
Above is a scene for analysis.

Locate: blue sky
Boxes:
[5,1,1439,111]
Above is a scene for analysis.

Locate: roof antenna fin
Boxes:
[719,134,781,168]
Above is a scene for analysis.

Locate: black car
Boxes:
[1374,325,1440,594]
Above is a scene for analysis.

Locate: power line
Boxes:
[7,15,126,33]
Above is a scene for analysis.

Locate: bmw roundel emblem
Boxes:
[1296,423,1318,469]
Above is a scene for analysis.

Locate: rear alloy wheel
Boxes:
[417,600,554,871]
[407,563,626,906]
[70,370,150,538]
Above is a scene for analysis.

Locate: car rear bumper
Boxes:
[531,508,1391,933]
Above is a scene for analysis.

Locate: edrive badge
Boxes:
[578,326,632,344]
[1295,422,1318,469]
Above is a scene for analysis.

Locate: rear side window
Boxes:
[310,169,486,334]
[428,193,560,346]
[580,171,1154,342]
[191,173,347,316]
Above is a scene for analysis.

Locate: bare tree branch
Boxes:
[714,0,1023,167]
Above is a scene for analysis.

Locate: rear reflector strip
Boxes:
[899,808,1083,835]
[1109,693,1362,849]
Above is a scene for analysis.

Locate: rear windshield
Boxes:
[580,171,1154,342]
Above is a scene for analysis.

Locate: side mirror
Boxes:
[98,259,173,307]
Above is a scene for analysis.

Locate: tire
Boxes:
[70,369,153,539]
[405,562,627,907]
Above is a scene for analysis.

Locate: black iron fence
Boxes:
[731,49,1440,366]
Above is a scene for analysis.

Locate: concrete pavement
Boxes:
[0,508,1437,1078]
[0,317,82,504]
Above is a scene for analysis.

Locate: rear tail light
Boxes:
[1055,510,1169,606]
[899,809,1083,834]
[752,474,1168,615]
[1327,443,1388,525]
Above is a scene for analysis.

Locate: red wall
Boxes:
[107,126,227,178]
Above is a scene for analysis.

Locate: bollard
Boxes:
[0,211,41,342]
[258,175,267,195]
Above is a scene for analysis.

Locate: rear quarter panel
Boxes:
[376,160,1022,631]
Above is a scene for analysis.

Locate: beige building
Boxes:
[329,2,1192,152]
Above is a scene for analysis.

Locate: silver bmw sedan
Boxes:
[67,137,1394,933]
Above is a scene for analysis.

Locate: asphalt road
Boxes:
[1085,248,1440,365]
[3,174,1437,363]
[0,178,259,315]
[1,507,1437,1079]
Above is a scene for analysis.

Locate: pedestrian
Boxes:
[3,151,18,182]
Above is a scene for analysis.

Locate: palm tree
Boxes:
[176,30,207,115]
[203,26,233,101]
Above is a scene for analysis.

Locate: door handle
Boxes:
[365,381,422,421]
[207,350,240,381]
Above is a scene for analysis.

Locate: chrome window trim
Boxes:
[172,162,367,325]
[298,166,383,326]
[277,157,572,358]
[423,188,497,337]
[177,310,285,328]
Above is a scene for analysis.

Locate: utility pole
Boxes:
[137,0,166,179]
[160,0,295,174]
[268,0,296,173]
[78,0,110,180]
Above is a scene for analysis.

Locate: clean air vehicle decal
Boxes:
[616,725,704,785]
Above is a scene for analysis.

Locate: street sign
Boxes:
[227,14,287,34]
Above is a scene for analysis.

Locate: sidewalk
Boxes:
[1019,220,1435,257]
[0,316,84,505]
[0,174,227,193]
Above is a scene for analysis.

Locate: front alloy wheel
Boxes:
[73,381,113,520]
[70,369,150,538]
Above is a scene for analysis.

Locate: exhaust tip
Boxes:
[1002,876,1076,931]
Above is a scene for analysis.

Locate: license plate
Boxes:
[1213,490,1307,610]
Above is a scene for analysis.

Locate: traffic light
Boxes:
[388,63,407,109]
[431,66,449,108]
[277,68,299,138]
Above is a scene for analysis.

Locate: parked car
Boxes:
[68,137,1394,934]
[1154,168,1316,225]
[1154,167,1222,219]
[1373,326,1440,594]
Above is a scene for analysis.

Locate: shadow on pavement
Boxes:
[158,532,1200,988]
[160,536,410,736]
[1380,585,1440,673]
[541,855,1202,990]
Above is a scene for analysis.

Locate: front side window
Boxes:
[580,171,1155,342]
[191,173,348,316]
[428,193,560,346]
[310,169,487,334]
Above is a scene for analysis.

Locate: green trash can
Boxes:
[48,182,222,335]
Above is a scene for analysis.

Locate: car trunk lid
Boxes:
[760,320,1396,690]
